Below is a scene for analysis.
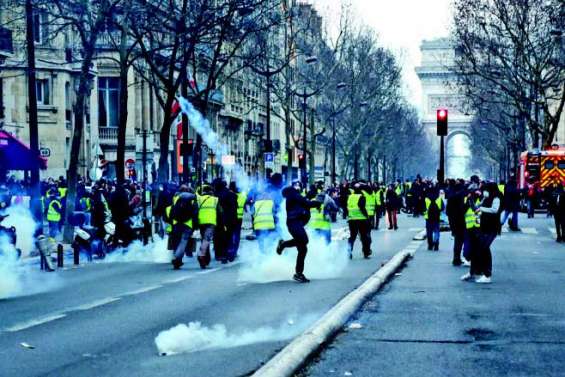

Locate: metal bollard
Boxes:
[57,244,64,268]
[73,244,80,265]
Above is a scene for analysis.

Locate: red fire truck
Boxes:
[518,145,565,189]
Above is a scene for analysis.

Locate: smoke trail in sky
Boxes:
[177,97,251,191]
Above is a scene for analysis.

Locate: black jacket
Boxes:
[282,186,320,223]
[215,187,238,228]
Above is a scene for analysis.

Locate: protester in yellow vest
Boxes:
[362,185,376,229]
[168,186,198,270]
[196,185,220,269]
[461,191,482,282]
[47,193,62,238]
[309,189,338,245]
[424,188,445,251]
[252,192,276,253]
[347,183,372,259]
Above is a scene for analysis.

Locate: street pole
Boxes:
[331,116,336,185]
[25,0,42,230]
[302,87,307,186]
[180,60,190,185]
[142,129,147,219]
[265,72,272,179]
[438,135,445,184]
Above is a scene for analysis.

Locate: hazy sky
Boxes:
[310,0,453,112]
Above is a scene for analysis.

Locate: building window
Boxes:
[33,11,48,44]
[98,77,119,128]
[36,79,50,105]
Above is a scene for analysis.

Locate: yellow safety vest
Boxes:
[498,184,505,195]
[165,206,173,234]
[237,191,247,220]
[80,197,91,211]
[424,197,443,220]
[253,199,275,230]
[310,204,331,230]
[464,198,481,229]
[362,191,376,216]
[47,199,62,222]
[375,189,383,206]
[167,194,193,229]
[395,186,402,196]
[347,194,367,220]
[58,188,67,198]
[197,194,218,226]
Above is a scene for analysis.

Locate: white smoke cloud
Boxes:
[0,232,60,300]
[104,237,171,263]
[238,228,349,284]
[155,313,320,356]
[0,241,22,299]
[3,205,38,258]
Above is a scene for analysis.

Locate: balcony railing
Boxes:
[99,127,118,143]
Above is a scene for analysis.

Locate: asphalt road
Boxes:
[0,215,425,377]
[301,216,565,377]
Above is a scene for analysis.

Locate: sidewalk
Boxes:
[302,217,565,377]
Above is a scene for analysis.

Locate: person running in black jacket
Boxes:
[276,180,321,283]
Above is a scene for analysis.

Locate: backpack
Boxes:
[171,196,195,224]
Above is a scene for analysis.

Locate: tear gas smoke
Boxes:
[3,205,38,258]
[177,97,251,191]
[238,202,349,283]
[238,231,349,283]
[104,237,170,263]
[155,313,320,355]
[0,207,60,299]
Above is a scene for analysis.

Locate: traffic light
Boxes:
[437,109,448,136]
[298,154,306,169]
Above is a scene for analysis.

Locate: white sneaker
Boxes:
[475,275,492,284]
[460,272,474,281]
[462,258,471,267]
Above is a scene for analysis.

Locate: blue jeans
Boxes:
[48,221,60,238]
[426,220,440,247]
[500,210,518,229]
[256,229,275,254]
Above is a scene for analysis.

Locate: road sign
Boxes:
[264,152,274,168]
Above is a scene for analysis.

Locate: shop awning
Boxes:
[0,130,47,170]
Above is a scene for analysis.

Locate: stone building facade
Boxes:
[0,2,330,183]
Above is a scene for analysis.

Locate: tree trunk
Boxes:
[63,44,96,242]
[308,110,315,185]
[116,32,129,184]
[157,96,176,183]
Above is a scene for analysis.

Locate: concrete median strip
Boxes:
[252,243,422,377]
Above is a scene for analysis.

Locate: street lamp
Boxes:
[331,83,347,185]
[296,56,318,186]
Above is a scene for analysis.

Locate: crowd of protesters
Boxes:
[1,171,564,283]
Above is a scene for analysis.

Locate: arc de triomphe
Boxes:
[416,38,474,179]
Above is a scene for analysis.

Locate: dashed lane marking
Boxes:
[122,285,163,296]
[71,297,121,311]
[4,313,67,332]
[162,275,192,284]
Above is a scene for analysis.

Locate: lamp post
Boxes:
[295,56,318,186]
[331,82,347,185]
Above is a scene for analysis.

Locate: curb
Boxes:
[252,245,421,377]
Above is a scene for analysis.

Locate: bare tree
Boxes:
[452,0,565,149]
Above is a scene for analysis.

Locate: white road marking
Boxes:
[409,227,424,232]
[162,276,192,284]
[522,227,538,235]
[71,297,121,311]
[5,313,67,332]
[122,285,163,296]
